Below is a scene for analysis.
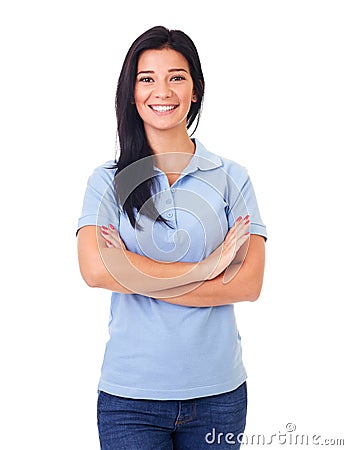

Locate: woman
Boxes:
[77,25,267,450]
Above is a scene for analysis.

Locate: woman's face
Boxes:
[134,48,196,136]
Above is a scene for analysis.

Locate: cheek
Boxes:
[134,103,146,122]
[134,90,147,117]
[134,86,147,105]
[181,85,195,104]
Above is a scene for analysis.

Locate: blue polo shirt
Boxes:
[77,139,267,400]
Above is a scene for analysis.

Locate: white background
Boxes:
[1,1,347,448]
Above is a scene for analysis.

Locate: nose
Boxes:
[154,80,172,99]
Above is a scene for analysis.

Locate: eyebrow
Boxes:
[136,68,189,76]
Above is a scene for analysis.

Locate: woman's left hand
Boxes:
[100,225,127,251]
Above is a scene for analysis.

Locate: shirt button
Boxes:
[167,212,173,218]
[171,188,176,193]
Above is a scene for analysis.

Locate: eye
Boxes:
[138,77,154,83]
[170,75,186,82]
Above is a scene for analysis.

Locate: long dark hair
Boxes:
[113,26,205,229]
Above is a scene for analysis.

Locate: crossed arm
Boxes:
[77,221,265,307]
[147,234,265,306]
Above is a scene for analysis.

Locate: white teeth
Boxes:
[151,105,176,112]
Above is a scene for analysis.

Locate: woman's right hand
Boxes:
[202,216,250,280]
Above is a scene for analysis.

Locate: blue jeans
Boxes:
[97,382,247,449]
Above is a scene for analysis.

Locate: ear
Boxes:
[192,80,204,102]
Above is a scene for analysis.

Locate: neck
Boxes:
[145,125,195,155]
[144,126,196,184]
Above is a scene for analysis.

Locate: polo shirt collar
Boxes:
[188,138,222,172]
[152,138,222,177]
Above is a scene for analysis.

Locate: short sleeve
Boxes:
[226,165,267,240]
[76,162,120,235]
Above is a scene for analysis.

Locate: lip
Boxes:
[148,104,179,114]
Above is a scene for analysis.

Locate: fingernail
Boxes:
[237,216,242,222]
[101,229,108,234]
[109,224,115,230]
[101,226,108,230]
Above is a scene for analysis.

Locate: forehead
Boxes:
[137,48,190,71]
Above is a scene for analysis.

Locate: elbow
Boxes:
[247,280,263,302]
[247,291,261,302]
[83,274,100,288]
[240,268,263,301]
[242,257,265,302]
[79,266,103,288]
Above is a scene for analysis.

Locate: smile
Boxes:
[149,105,178,112]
